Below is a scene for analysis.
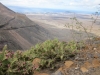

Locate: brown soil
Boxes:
[34,37,100,75]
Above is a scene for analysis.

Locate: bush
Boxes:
[29,39,78,69]
[0,46,34,75]
[0,39,80,74]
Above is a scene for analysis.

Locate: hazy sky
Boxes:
[0,0,100,12]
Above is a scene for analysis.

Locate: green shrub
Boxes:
[29,39,78,69]
[0,46,34,75]
[0,39,80,74]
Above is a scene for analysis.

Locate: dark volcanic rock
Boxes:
[0,3,51,50]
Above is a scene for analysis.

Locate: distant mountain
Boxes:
[0,3,51,50]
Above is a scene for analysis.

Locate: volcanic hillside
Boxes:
[0,3,51,50]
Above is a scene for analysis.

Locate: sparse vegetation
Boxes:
[65,10,100,46]
[29,39,79,69]
[0,39,82,75]
[0,45,34,75]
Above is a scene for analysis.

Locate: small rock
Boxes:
[92,59,100,68]
[75,57,85,61]
[93,54,99,58]
[32,58,41,69]
[51,70,63,75]
[82,61,92,69]
[75,67,79,70]
[34,71,49,75]
[93,48,97,50]
[38,73,49,75]
[34,73,49,75]
[58,67,62,71]
[64,61,74,68]
[80,67,88,73]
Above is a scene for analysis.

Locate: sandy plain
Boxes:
[26,13,100,42]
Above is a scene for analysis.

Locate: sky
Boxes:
[0,0,100,13]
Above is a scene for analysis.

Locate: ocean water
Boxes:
[7,6,95,14]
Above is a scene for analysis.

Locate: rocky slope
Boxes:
[0,3,51,50]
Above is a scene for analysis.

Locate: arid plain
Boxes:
[27,13,100,42]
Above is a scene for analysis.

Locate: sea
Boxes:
[7,6,96,14]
